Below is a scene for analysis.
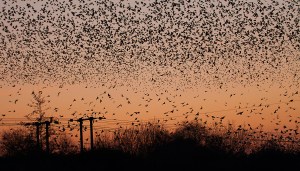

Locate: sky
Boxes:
[0,0,299,136]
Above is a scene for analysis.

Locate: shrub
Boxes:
[173,121,208,145]
[97,122,170,156]
[0,128,36,157]
[51,133,78,155]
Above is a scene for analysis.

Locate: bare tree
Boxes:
[25,90,51,150]
[26,91,50,122]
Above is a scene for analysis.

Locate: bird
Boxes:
[237,112,243,115]
[0,0,298,148]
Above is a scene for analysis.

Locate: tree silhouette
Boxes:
[26,91,50,122]
[25,91,51,151]
[0,128,36,156]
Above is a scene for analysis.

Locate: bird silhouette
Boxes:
[0,0,299,149]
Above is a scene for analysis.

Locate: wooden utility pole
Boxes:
[79,118,84,153]
[89,117,94,151]
[24,117,57,154]
[36,122,40,150]
[70,116,105,153]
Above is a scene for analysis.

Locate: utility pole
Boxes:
[79,118,84,153]
[89,117,94,151]
[70,116,105,153]
[25,122,41,152]
[24,117,57,154]
[36,122,40,151]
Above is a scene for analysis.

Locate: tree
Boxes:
[26,91,50,122]
[25,90,51,151]
[0,128,36,156]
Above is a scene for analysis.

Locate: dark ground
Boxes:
[1,139,299,171]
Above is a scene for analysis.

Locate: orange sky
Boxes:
[0,0,299,136]
[1,77,299,133]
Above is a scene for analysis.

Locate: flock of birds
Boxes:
[0,0,299,144]
[0,0,299,87]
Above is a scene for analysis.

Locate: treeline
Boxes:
[0,121,299,170]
